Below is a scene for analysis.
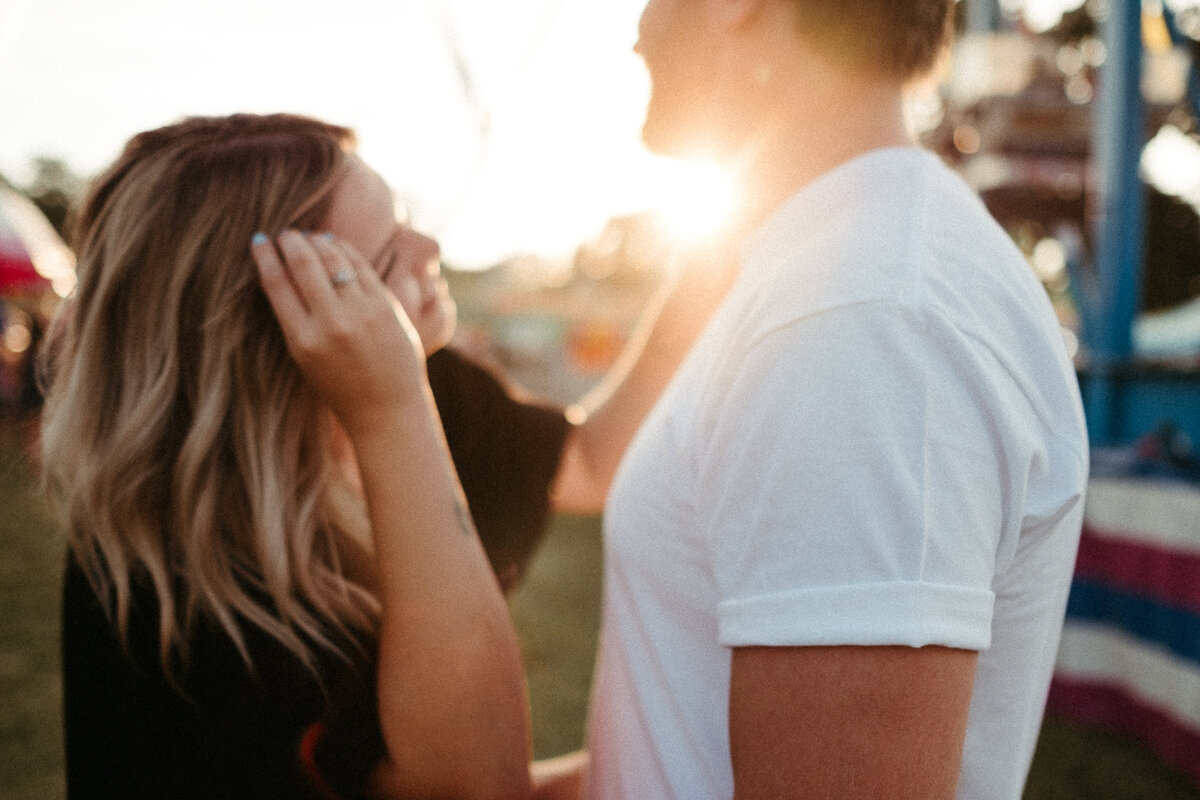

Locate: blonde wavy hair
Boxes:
[41,113,379,678]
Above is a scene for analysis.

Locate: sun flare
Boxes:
[649,162,737,244]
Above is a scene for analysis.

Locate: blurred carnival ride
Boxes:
[930,0,1200,446]
[0,184,74,410]
[943,2,1200,788]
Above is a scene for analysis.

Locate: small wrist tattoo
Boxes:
[454,497,476,537]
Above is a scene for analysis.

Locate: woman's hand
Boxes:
[255,228,534,798]
[251,230,426,438]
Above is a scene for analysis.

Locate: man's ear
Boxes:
[705,0,767,30]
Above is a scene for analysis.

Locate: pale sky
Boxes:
[0,0,682,266]
[0,0,1151,266]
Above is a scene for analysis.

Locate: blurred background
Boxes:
[5,1,1200,798]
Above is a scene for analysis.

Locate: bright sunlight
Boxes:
[648,162,737,244]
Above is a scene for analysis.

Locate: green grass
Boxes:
[0,416,66,800]
[2,416,1198,798]
[509,513,604,759]
[1027,716,1200,800]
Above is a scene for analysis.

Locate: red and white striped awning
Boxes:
[1049,476,1200,788]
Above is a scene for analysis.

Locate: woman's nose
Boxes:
[402,228,442,275]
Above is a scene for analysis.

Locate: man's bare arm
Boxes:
[730,644,978,799]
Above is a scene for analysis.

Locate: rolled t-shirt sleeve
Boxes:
[699,302,1004,652]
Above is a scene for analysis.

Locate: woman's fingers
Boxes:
[307,233,369,294]
[250,227,417,353]
[252,230,372,320]
[312,233,425,349]
[275,230,345,312]
[251,229,429,436]
[250,232,309,326]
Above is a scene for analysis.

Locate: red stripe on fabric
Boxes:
[1074,525,1200,615]
[1047,675,1200,788]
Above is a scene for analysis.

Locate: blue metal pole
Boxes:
[966,0,1002,33]
[1083,0,1147,444]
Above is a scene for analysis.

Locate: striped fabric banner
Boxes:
[1050,623,1200,784]
[1065,579,1200,661]
[1048,477,1200,787]
[1082,477,1200,556]
[1072,529,1200,616]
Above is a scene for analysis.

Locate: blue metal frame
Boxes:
[965,0,1200,446]
[1058,0,1200,447]
[1077,0,1149,444]
[965,0,1001,33]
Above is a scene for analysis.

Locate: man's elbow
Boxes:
[550,430,611,515]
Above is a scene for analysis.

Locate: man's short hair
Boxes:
[792,0,954,81]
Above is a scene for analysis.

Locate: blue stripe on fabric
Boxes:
[1066,580,1200,662]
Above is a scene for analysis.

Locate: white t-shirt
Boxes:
[587,147,1088,800]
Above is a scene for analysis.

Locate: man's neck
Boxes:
[724,71,913,240]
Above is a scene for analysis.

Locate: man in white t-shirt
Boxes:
[532,1,1087,798]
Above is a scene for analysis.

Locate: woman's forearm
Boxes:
[353,389,532,800]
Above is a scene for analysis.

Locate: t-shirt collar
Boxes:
[738,146,936,281]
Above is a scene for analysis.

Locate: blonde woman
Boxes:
[44,113,727,799]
